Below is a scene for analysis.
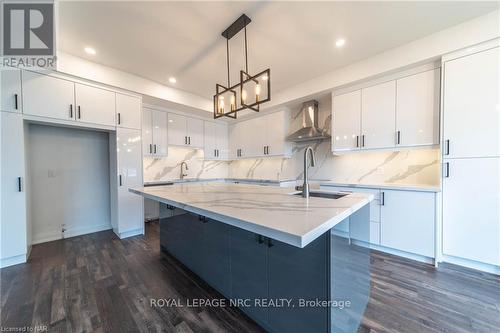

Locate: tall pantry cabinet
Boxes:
[441,42,500,267]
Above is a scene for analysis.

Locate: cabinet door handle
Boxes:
[381,192,385,206]
[119,175,122,186]
[445,139,450,156]
[267,238,274,248]
[77,106,81,119]
[188,136,191,145]
[361,135,365,147]
[69,104,73,118]
[117,113,121,125]
[18,177,22,192]
[397,131,401,145]
[264,146,266,155]
[14,94,18,110]
[184,136,187,145]
[154,144,157,154]
[149,144,153,154]
[356,135,359,148]
[257,235,264,244]
[444,162,450,178]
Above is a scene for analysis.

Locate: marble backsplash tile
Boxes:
[143,147,229,182]
[228,142,440,186]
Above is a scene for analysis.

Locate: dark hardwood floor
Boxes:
[1,222,499,333]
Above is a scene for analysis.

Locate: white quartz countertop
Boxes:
[130,183,373,248]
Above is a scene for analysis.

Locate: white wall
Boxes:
[27,124,112,244]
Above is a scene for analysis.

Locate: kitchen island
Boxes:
[130,183,373,333]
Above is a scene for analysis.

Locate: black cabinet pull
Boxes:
[77,106,81,119]
[267,238,274,248]
[69,104,73,118]
[356,135,359,148]
[117,113,121,125]
[267,146,269,155]
[397,131,401,145]
[216,149,219,157]
[17,177,22,192]
[198,215,207,223]
[154,144,157,154]
[381,192,385,206]
[14,94,18,110]
[119,175,122,186]
[445,139,450,156]
[188,136,191,145]
[361,135,365,147]
[149,144,153,154]
[444,162,450,178]
[257,235,264,244]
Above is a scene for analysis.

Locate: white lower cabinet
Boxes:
[0,67,22,113]
[1,112,27,267]
[442,158,500,266]
[380,190,435,257]
[115,128,144,236]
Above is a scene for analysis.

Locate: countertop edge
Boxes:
[130,187,373,248]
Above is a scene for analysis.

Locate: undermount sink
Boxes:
[292,191,348,199]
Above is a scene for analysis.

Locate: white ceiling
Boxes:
[59,1,498,100]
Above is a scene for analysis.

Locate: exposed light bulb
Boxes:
[230,95,236,111]
[218,96,225,114]
[168,77,177,84]
[255,84,261,102]
[242,89,247,102]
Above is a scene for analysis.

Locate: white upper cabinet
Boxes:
[143,108,168,157]
[443,46,500,158]
[228,110,291,159]
[442,157,500,266]
[396,69,440,147]
[116,93,141,130]
[142,108,153,155]
[204,121,228,160]
[332,67,439,152]
[380,190,435,258]
[264,110,291,156]
[167,113,187,146]
[204,121,217,159]
[74,83,115,127]
[361,81,396,149]
[167,113,204,148]
[332,90,361,151]
[23,71,75,121]
[187,117,204,148]
[216,122,229,160]
[0,67,22,113]
[152,110,168,156]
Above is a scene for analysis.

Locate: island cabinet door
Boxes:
[268,234,329,333]
[230,228,269,326]
[201,219,232,297]
[175,213,204,276]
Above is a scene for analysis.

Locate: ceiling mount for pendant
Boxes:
[214,14,271,119]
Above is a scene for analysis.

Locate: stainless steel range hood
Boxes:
[286,100,330,142]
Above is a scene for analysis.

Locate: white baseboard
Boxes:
[439,254,500,275]
[31,223,112,245]
[1,253,27,268]
[115,227,144,239]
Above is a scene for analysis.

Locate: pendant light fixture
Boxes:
[214,14,271,119]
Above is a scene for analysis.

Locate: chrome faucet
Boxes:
[180,161,188,180]
[302,146,316,198]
